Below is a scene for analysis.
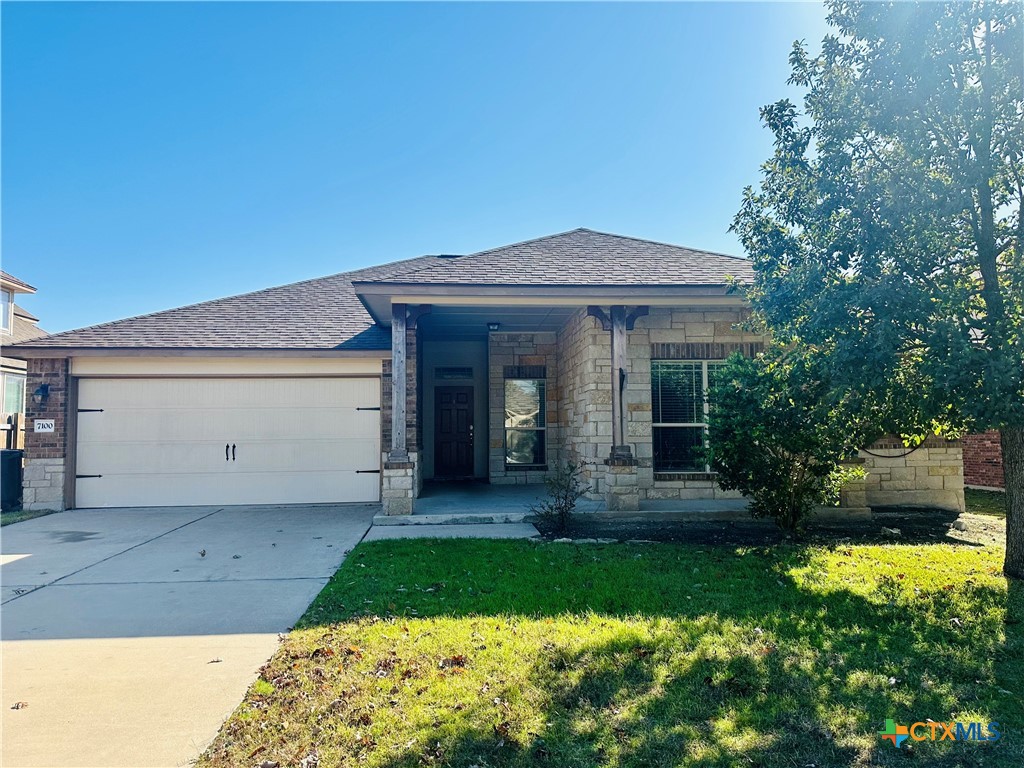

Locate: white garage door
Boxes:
[75,377,381,508]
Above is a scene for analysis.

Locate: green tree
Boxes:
[706,350,867,530]
[733,1,1023,576]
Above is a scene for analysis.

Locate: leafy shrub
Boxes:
[706,349,866,530]
[530,461,589,533]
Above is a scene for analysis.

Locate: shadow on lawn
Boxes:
[335,552,1021,768]
[547,506,992,548]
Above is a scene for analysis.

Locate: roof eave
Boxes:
[352,281,749,326]
[3,346,391,359]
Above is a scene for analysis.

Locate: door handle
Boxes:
[225,443,230,461]
[232,444,236,461]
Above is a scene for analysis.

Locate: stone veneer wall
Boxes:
[487,332,559,484]
[556,306,762,501]
[962,431,1005,489]
[842,436,966,513]
[556,309,610,498]
[22,358,70,511]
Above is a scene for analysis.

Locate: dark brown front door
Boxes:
[435,386,474,477]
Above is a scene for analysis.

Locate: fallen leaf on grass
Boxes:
[439,654,468,669]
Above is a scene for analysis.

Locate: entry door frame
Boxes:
[433,385,475,478]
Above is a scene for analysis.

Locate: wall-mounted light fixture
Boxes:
[487,322,501,332]
[31,384,49,406]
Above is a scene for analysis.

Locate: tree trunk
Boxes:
[1004,425,1024,580]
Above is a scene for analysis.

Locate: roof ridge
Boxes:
[16,253,440,344]
[574,228,749,261]
[465,227,592,258]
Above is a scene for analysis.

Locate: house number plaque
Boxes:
[34,420,55,433]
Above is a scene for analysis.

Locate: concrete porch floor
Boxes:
[373,480,753,526]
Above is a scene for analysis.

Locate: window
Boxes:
[651,361,724,472]
[0,290,11,333]
[2,373,26,415]
[504,379,546,466]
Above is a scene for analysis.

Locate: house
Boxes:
[10,229,965,515]
[1,271,47,449]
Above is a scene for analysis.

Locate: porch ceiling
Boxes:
[418,305,577,340]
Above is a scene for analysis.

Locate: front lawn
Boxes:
[966,488,1008,518]
[200,539,1021,768]
[0,508,58,526]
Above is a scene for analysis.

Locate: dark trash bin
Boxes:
[1,449,24,511]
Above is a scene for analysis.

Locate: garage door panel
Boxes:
[78,407,380,443]
[79,437,382,475]
[75,377,381,508]
[75,470,380,508]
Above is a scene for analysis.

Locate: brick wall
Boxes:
[22,357,70,511]
[380,324,418,453]
[962,431,1004,489]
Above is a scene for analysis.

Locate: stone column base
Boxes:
[22,458,66,512]
[604,458,639,512]
[382,456,416,515]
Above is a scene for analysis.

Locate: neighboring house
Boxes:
[963,431,1005,489]
[1,271,47,449]
[9,229,964,514]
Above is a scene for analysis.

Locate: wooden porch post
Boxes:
[587,304,648,462]
[389,302,409,462]
[609,305,628,457]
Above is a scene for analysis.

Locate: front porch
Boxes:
[372,479,753,526]
[372,297,964,521]
[377,299,763,517]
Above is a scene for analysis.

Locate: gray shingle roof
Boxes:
[13,256,444,351]
[10,305,47,344]
[11,229,751,352]
[1,271,36,292]
[365,228,752,286]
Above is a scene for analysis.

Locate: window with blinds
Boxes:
[651,361,724,472]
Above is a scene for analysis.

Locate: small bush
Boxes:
[530,461,589,532]
[706,349,866,530]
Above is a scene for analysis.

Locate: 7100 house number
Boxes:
[33,420,55,433]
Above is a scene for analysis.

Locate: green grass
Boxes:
[0,508,58,526]
[200,539,1022,768]
[966,488,1008,518]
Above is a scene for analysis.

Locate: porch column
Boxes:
[609,305,630,460]
[587,305,648,461]
[382,303,430,516]
[389,302,409,462]
[587,304,647,512]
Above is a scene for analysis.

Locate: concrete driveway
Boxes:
[1,504,374,768]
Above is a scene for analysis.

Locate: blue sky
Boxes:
[2,2,829,333]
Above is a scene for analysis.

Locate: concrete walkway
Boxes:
[1,504,374,768]
[364,522,539,540]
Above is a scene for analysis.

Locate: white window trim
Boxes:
[651,360,723,473]
[0,289,12,334]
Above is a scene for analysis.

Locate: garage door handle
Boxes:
[232,444,236,461]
